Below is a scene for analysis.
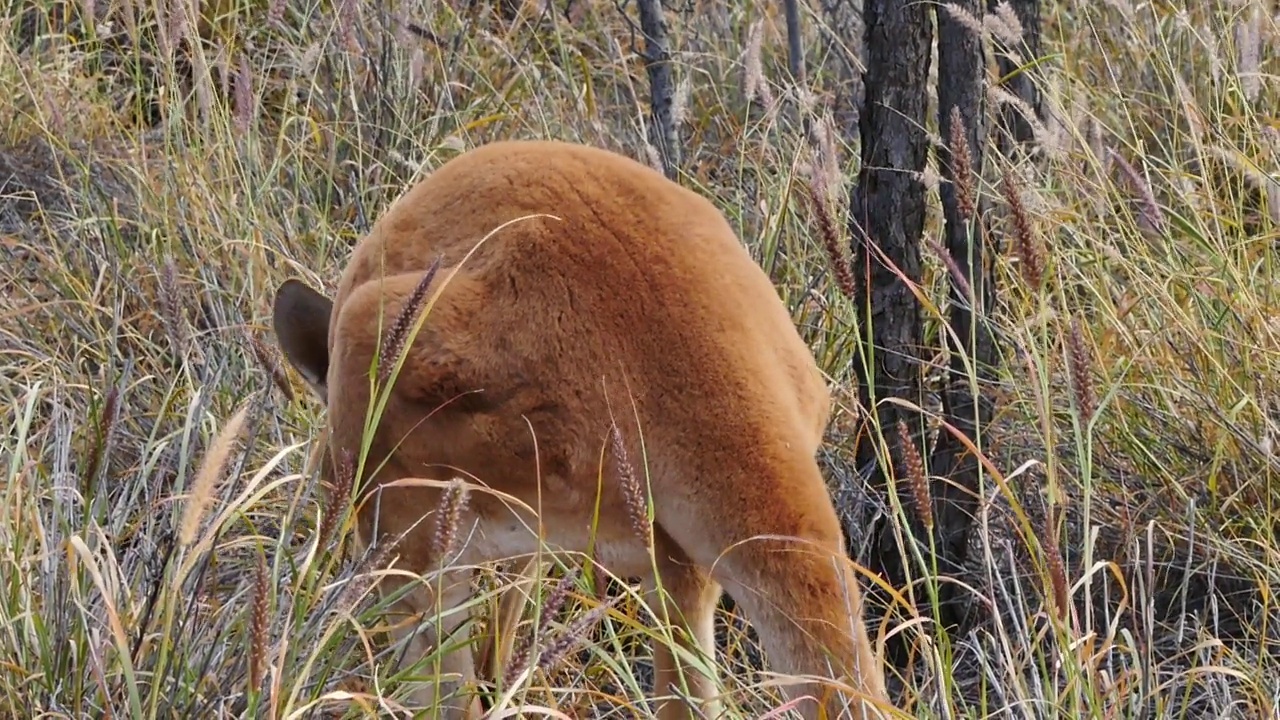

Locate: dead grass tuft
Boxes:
[2,0,1278,717]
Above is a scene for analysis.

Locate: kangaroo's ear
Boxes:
[272,278,334,402]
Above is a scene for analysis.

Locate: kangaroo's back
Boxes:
[329,140,831,472]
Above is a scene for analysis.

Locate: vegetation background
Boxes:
[1,0,1277,718]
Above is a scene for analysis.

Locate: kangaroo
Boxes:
[270,139,891,719]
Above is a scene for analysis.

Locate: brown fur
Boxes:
[271,140,891,719]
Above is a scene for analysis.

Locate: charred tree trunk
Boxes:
[847,0,932,664]
[926,0,996,638]
[816,0,865,145]
[782,0,805,83]
[990,0,1041,155]
[832,0,1037,683]
[634,0,680,179]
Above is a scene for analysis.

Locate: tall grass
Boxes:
[1,0,1277,717]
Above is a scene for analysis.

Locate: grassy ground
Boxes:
[2,0,1278,718]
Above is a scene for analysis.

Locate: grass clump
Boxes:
[1,0,1278,718]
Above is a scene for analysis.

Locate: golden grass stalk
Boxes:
[178,400,252,547]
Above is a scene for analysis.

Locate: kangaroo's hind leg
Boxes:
[643,527,724,720]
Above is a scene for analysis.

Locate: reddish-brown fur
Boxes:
[271,140,890,719]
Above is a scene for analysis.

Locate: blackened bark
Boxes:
[847,0,932,646]
[635,0,681,179]
[990,0,1041,153]
[815,0,864,142]
[783,0,805,83]
[927,0,997,637]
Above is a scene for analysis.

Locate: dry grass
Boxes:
[1,0,1278,718]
